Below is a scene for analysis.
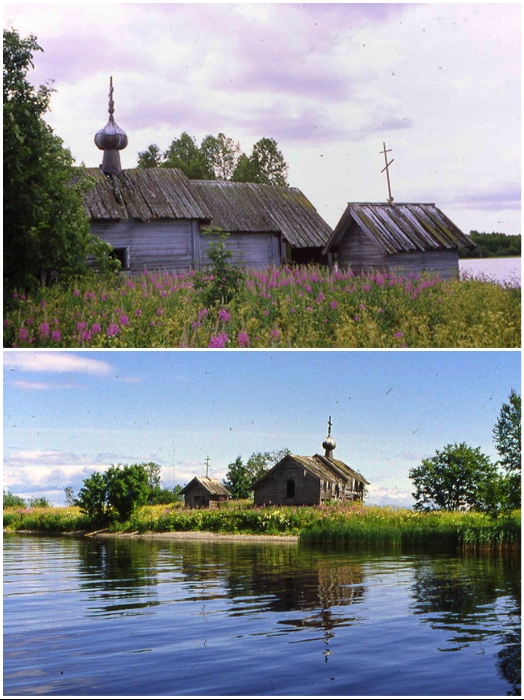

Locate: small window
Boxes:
[286,479,295,498]
[111,246,130,270]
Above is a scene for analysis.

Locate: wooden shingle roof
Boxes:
[324,202,476,255]
[180,476,232,497]
[191,180,333,249]
[80,167,210,221]
[78,167,332,249]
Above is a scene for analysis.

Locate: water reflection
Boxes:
[76,537,162,617]
[410,552,521,693]
[4,534,521,697]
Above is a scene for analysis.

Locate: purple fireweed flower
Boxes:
[39,322,50,338]
[198,308,209,321]
[73,289,80,297]
[330,301,338,309]
[135,308,143,317]
[51,330,61,343]
[238,331,250,348]
[270,329,280,339]
[92,323,102,334]
[218,309,231,323]
[208,333,228,348]
[119,314,129,327]
[81,331,92,343]
[107,323,120,337]
[156,307,165,316]
[18,327,29,342]
[394,331,403,339]
[362,284,371,292]
[77,322,87,332]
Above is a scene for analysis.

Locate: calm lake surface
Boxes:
[459,257,521,285]
[3,534,520,697]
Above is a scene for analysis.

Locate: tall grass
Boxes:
[3,506,90,532]
[4,503,521,551]
[300,507,521,550]
[4,265,520,348]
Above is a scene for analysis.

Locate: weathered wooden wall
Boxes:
[198,232,282,269]
[335,226,459,278]
[91,220,282,273]
[388,249,459,279]
[254,457,321,506]
[183,484,226,508]
[91,219,196,273]
[335,224,388,272]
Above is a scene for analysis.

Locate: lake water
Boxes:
[459,257,521,285]
[3,534,520,697]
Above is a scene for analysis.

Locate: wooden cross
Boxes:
[380,142,394,205]
[204,456,211,478]
[327,416,333,436]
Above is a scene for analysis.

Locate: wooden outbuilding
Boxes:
[81,79,332,273]
[253,421,368,507]
[323,202,476,279]
[180,476,232,509]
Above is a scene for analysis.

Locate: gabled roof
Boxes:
[78,167,332,249]
[180,476,232,497]
[323,202,476,255]
[256,453,369,487]
[191,180,333,249]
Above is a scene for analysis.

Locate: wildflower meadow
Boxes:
[4,265,520,348]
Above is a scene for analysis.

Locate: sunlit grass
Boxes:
[4,502,521,550]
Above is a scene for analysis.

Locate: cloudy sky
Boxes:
[4,2,521,234]
[3,349,520,507]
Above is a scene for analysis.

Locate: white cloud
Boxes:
[3,351,113,376]
[366,484,413,509]
[8,380,80,390]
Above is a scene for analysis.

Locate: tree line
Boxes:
[460,232,521,259]
[137,132,289,186]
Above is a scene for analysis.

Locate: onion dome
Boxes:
[95,77,128,174]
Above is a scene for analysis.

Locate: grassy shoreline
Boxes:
[3,503,521,551]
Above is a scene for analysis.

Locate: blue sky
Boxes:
[3,2,520,234]
[3,349,520,506]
